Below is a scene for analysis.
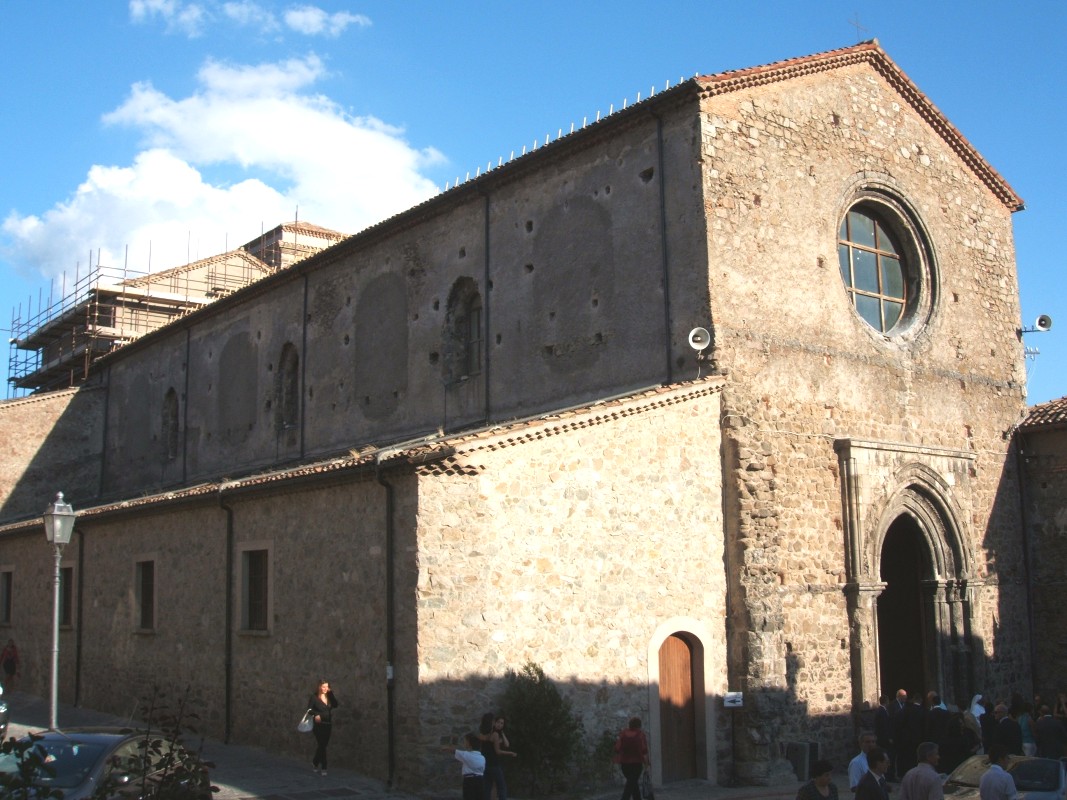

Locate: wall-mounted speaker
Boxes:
[688,327,710,351]
[1035,314,1053,332]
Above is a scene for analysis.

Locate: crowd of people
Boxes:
[805,687,1067,800]
[859,688,1067,777]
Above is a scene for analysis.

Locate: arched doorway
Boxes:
[658,633,705,782]
[877,516,930,699]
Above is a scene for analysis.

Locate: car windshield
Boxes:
[1010,758,1060,792]
[945,756,989,787]
[0,741,106,789]
[945,756,1060,793]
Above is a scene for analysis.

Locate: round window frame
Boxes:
[837,186,936,343]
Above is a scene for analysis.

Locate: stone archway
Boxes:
[836,440,979,711]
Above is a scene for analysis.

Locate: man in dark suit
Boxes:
[924,693,950,745]
[855,746,890,800]
[875,695,892,776]
[995,703,1023,755]
[888,689,908,779]
[896,692,925,776]
[1035,704,1067,758]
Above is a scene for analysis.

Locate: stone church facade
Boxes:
[0,41,1039,789]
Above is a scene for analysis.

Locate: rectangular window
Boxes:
[136,560,155,630]
[241,548,270,632]
[0,570,12,624]
[59,566,73,627]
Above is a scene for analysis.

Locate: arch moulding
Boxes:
[646,616,723,787]
[835,438,979,709]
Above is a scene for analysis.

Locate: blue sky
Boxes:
[1,1,1063,404]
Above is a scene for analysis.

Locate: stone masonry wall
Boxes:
[410,382,727,787]
[0,386,105,521]
[697,61,1027,777]
[1020,426,1067,699]
[33,476,407,786]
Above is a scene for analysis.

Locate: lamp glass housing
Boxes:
[43,492,75,547]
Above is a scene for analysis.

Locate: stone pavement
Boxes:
[3,690,847,800]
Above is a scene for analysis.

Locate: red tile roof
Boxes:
[1020,395,1067,430]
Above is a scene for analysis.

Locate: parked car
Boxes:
[0,726,211,799]
[944,753,1066,799]
[0,685,7,738]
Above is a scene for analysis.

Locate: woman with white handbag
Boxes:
[306,679,340,775]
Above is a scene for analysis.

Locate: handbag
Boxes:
[297,709,314,733]
[640,770,654,800]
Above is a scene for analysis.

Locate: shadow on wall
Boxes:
[0,386,106,523]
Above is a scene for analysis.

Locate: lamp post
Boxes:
[42,492,75,730]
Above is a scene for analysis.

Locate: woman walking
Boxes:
[614,716,650,800]
[307,679,339,775]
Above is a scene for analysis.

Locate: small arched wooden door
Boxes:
[658,632,702,781]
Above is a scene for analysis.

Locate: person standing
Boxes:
[874,696,892,776]
[1035,704,1067,758]
[849,731,877,791]
[898,742,943,800]
[994,704,1023,756]
[796,759,839,800]
[307,679,339,775]
[855,747,890,800]
[888,689,908,779]
[0,640,19,690]
[978,746,1017,800]
[479,713,516,800]
[614,716,650,800]
[897,693,924,777]
[455,732,487,800]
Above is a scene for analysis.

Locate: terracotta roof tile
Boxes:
[1020,395,1067,429]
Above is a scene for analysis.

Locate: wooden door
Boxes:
[659,633,697,781]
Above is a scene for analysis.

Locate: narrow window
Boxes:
[59,566,73,627]
[162,388,179,460]
[0,571,12,624]
[444,278,483,382]
[275,343,300,431]
[136,560,155,630]
[241,548,270,632]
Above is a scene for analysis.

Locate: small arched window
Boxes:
[162,388,179,460]
[275,343,300,431]
[444,278,483,382]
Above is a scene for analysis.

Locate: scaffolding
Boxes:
[5,221,348,399]
[6,251,271,397]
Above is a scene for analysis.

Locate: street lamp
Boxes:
[42,492,75,730]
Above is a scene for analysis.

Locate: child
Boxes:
[454,732,485,800]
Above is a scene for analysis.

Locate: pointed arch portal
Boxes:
[837,439,982,711]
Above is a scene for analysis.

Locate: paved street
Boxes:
[3,690,846,800]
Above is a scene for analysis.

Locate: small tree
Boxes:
[498,662,584,796]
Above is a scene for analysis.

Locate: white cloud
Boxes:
[129,0,208,37]
[1,54,443,282]
[130,1,370,38]
[284,5,370,37]
[221,0,280,33]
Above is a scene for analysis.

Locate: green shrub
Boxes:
[498,662,584,797]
